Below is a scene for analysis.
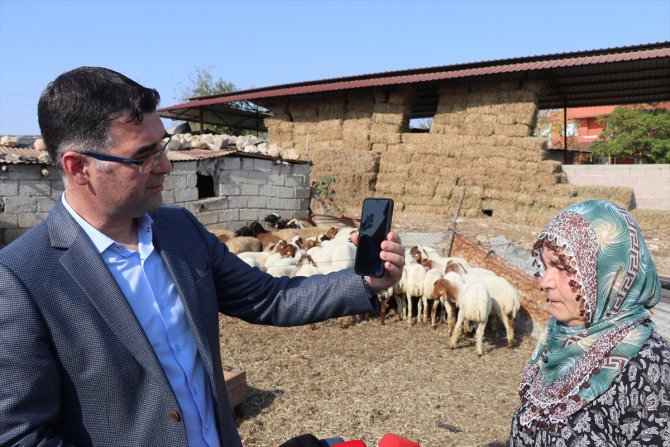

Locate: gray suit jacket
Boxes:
[0,202,377,447]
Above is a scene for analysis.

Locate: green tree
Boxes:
[178,66,251,135]
[180,65,236,100]
[590,105,670,164]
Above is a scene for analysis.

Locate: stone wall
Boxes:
[0,154,310,246]
[264,80,635,226]
[0,164,62,245]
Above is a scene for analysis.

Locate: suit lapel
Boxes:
[152,218,217,390]
[49,202,172,391]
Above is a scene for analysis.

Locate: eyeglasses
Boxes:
[81,133,172,174]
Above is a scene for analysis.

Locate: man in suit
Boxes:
[0,67,405,447]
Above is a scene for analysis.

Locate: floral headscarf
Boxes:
[517,200,662,431]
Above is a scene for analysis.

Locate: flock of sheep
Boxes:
[216,219,521,356]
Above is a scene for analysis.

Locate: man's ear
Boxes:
[60,152,91,185]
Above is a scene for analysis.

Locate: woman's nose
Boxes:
[538,271,553,290]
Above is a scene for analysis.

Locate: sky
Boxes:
[1,0,669,135]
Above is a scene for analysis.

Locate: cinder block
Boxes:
[247,196,267,208]
[4,196,37,213]
[195,210,220,225]
[171,161,197,173]
[0,182,19,196]
[0,213,18,229]
[240,184,259,196]
[276,186,294,199]
[38,197,56,213]
[19,180,52,197]
[7,165,41,180]
[175,189,198,202]
[219,209,240,224]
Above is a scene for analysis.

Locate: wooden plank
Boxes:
[224,369,248,410]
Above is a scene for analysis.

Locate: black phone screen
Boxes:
[354,198,394,278]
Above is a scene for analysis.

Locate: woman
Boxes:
[510,200,670,446]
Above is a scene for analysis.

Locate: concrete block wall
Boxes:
[562,164,670,210]
[0,164,62,245]
[1,154,311,246]
[161,156,311,232]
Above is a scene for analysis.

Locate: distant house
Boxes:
[543,102,670,164]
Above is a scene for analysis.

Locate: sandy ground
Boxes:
[218,211,668,447]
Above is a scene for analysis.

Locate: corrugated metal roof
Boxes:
[159,42,670,117]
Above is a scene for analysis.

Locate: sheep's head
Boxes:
[410,246,423,263]
[420,259,433,271]
[445,260,466,275]
[297,254,316,266]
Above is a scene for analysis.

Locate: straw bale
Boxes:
[405,182,437,197]
[494,123,531,137]
[310,148,378,173]
[369,123,402,134]
[268,129,293,141]
[369,132,401,145]
[310,128,343,142]
[345,109,373,119]
[309,140,345,151]
[316,119,343,131]
[372,112,405,126]
[379,150,413,165]
[342,140,372,151]
[372,101,406,116]
[632,209,670,238]
[371,143,388,153]
[376,179,406,195]
[387,90,409,105]
[342,128,370,142]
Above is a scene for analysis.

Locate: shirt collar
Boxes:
[61,193,154,254]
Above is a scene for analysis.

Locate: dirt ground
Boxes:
[218,212,669,447]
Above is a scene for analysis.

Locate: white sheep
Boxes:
[450,280,492,356]
[464,274,520,347]
[431,271,464,335]
[294,254,320,277]
[419,268,444,328]
[391,267,408,321]
[307,240,356,274]
[404,263,426,325]
[237,251,272,270]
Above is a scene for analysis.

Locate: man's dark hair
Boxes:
[37,66,160,171]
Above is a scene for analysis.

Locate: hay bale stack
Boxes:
[261,81,647,229]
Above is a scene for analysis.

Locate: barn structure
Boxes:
[161,42,670,226]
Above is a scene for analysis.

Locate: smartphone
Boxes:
[354,198,394,278]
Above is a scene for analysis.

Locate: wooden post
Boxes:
[446,186,467,257]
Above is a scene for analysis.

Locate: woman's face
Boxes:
[539,247,585,327]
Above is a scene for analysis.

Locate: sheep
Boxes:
[377,286,395,325]
[419,268,444,328]
[449,280,492,356]
[307,240,356,274]
[225,236,263,254]
[294,254,320,277]
[404,263,426,325]
[264,245,300,277]
[237,250,272,270]
[330,226,357,242]
[445,259,495,277]
[234,221,267,237]
[465,274,520,348]
[391,266,408,321]
[431,272,465,336]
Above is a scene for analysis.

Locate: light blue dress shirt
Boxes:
[62,195,220,447]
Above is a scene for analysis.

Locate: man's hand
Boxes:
[350,231,405,291]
